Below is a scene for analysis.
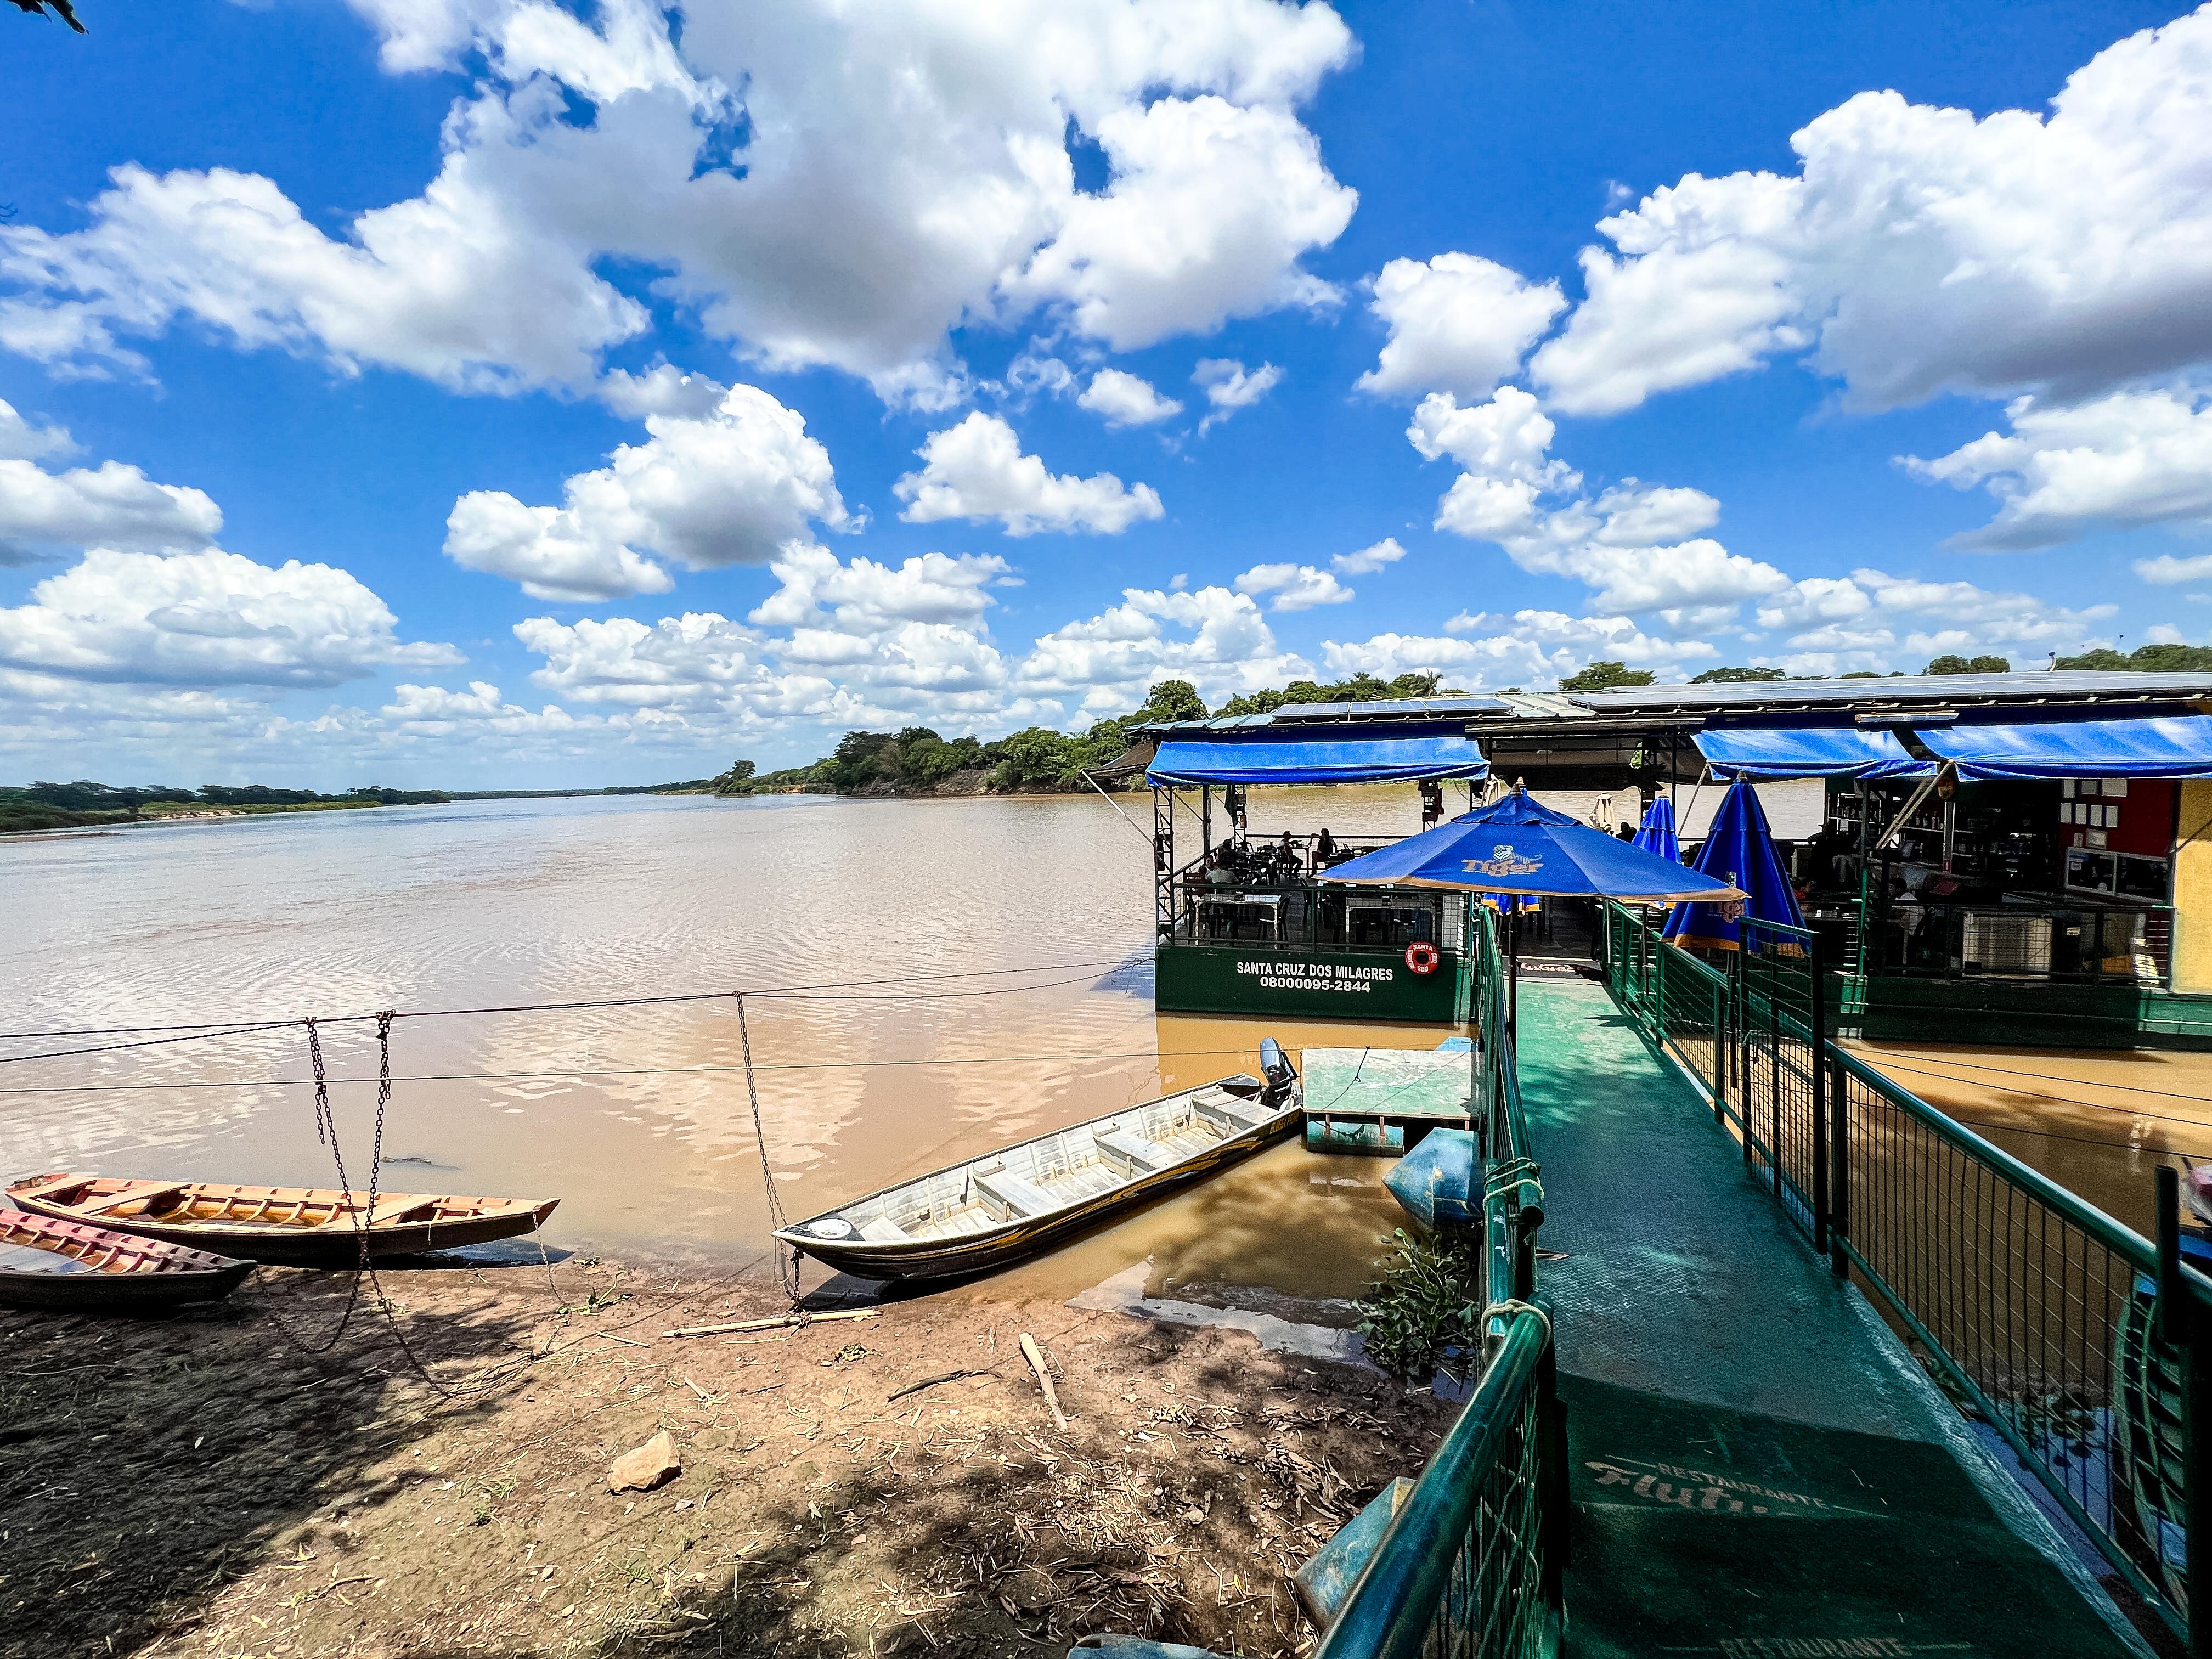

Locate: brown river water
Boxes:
[0,788,1456,1313]
[6,783,2175,1319]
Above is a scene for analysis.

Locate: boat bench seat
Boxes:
[1096,1128,1174,1175]
[1193,1089,1275,1135]
[857,1215,912,1244]
[973,1166,1059,1221]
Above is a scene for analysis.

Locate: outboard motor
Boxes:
[1258,1037,1297,1107]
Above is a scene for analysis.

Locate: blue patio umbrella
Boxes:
[1632,795,1681,865]
[1663,777,1802,950]
[1318,787,1740,902]
[1455,788,1583,912]
[1320,786,1742,1033]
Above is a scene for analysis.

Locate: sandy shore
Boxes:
[1,1252,1449,1659]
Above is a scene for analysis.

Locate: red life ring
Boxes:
[1404,941,1441,975]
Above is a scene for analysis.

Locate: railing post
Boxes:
[1827,1049,1849,1277]
[1767,952,1782,1197]
[2158,1166,2212,1659]
[1713,977,1727,1120]
[1538,1314,1570,1629]
[1811,931,1830,1254]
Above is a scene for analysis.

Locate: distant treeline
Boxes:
[713,671,1459,799]
[0,780,453,834]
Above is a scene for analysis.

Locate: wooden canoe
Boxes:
[776,1043,1303,1282]
[3,1175,558,1269]
[0,1207,253,1312]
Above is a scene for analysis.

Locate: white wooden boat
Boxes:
[777,1042,1302,1281]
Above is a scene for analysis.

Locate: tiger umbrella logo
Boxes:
[1462,843,1544,878]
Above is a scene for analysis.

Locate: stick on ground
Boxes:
[1018,1333,1068,1432]
[663,1308,879,1339]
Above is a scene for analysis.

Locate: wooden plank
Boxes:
[77,1181,192,1216]
[323,1195,438,1229]
[9,1175,91,1205]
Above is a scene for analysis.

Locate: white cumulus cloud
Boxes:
[1903,388,2212,551]
[1193,358,1283,432]
[0,397,75,462]
[1234,562,1354,610]
[1413,387,1784,613]
[1532,8,2212,416]
[445,383,851,600]
[1077,368,1184,427]
[894,413,1163,535]
[1017,584,1308,713]
[0,457,223,563]
[5,0,1359,402]
[0,546,460,690]
[1356,252,1567,402]
[1332,537,1406,576]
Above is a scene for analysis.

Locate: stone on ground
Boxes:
[607,1430,680,1492]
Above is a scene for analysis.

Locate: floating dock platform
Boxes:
[1300,1042,1474,1154]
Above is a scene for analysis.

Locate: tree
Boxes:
[1923,653,2010,675]
[8,0,86,32]
[1559,660,1655,692]
[1133,680,1205,724]
[1211,670,1463,719]
[2056,643,2212,673]
[1689,665,1785,684]
[711,760,758,797]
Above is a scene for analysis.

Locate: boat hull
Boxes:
[775,1087,1300,1282]
[0,1209,253,1312]
[5,1176,559,1269]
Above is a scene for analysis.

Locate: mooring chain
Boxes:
[253,1016,370,1356]
[258,1012,495,1399]
[733,992,803,1302]
[307,1016,335,1148]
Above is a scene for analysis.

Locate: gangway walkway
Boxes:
[1520,975,2145,1658]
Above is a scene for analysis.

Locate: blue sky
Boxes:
[3,0,2209,786]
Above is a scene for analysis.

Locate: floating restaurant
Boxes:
[1107,668,2212,1045]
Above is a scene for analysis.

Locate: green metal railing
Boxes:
[1318,909,1565,1659]
[1602,900,2212,1651]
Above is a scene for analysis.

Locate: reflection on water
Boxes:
[1,791,1453,1305]
[1855,1040,2212,1242]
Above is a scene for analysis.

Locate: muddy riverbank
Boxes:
[2,1252,1449,1659]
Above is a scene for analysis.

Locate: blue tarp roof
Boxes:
[1915,715,2212,780]
[1696,726,1933,780]
[1146,734,1488,786]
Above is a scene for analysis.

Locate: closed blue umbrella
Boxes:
[1663,777,1801,950]
[1632,795,1680,865]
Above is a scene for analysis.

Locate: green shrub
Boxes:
[1355,1227,1484,1385]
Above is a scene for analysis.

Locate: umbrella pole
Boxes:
[1508,904,1520,1037]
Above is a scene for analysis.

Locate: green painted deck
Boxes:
[1519,976,2147,1659]
[1300,1045,1474,1153]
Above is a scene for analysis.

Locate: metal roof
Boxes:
[1269,696,1509,721]
[1135,672,2212,744]
[1561,670,2212,718]
[1137,698,1503,735]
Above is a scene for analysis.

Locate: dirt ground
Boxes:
[0,1253,1453,1659]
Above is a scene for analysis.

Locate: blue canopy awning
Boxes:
[1146,734,1488,787]
[1914,716,2212,781]
[1696,726,1933,781]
